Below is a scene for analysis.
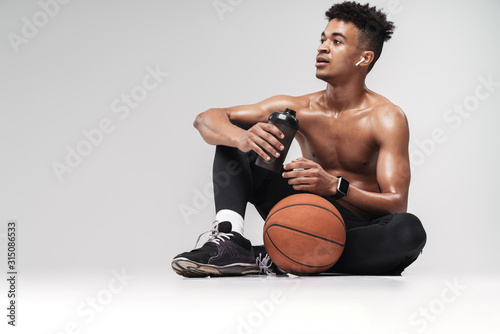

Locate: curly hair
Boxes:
[325,1,395,71]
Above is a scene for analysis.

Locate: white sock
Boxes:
[215,209,244,235]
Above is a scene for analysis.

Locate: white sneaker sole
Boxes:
[172,257,260,278]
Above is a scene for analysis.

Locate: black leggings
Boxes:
[212,121,427,275]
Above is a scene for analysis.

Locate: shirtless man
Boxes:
[172,1,426,277]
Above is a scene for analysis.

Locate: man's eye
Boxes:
[320,39,325,44]
[334,39,341,44]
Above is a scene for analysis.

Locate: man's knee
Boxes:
[229,119,250,130]
[394,213,427,253]
[217,120,257,162]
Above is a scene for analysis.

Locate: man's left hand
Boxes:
[282,157,336,196]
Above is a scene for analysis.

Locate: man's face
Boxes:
[316,19,363,82]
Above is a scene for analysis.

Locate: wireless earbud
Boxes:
[355,57,366,66]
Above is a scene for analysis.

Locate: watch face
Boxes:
[338,178,349,195]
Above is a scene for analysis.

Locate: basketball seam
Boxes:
[265,230,339,269]
[267,224,345,247]
[266,203,346,230]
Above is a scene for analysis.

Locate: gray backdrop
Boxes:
[1,0,499,287]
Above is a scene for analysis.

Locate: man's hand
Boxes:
[237,122,285,161]
[283,157,337,196]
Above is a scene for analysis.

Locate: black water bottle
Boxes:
[255,108,299,173]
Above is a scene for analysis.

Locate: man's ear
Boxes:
[357,51,375,67]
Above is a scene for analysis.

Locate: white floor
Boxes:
[5,271,499,334]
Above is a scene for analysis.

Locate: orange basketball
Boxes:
[263,194,346,275]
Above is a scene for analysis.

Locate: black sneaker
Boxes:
[172,221,260,277]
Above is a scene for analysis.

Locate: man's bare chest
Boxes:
[295,112,379,173]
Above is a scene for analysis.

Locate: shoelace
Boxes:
[256,253,276,276]
[194,220,234,248]
[194,222,283,276]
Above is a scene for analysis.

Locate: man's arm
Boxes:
[193,95,299,161]
[283,106,410,218]
[343,106,410,216]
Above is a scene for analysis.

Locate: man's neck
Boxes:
[323,76,367,113]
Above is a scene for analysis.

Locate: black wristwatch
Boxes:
[334,176,349,200]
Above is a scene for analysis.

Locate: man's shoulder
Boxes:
[367,90,407,123]
[298,90,325,103]
[366,91,409,143]
[263,92,321,112]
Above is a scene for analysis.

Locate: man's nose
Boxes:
[317,40,330,53]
